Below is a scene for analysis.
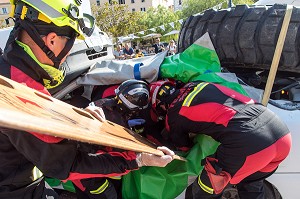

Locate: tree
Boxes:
[232,0,256,6]
[92,1,144,38]
[138,6,180,32]
[136,5,181,38]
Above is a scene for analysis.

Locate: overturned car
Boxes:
[8,3,297,199]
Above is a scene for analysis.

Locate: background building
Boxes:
[90,0,174,12]
[173,0,182,11]
[0,0,10,21]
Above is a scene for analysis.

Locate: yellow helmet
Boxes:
[10,0,95,40]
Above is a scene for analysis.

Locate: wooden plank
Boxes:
[0,75,185,161]
[262,5,293,106]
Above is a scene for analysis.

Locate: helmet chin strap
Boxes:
[18,19,76,68]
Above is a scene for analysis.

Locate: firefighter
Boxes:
[74,79,151,199]
[149,80,292,199]
[0,1,174,198]
[80,79,176,199]
[70,79,174,199]
[92,79,174,148]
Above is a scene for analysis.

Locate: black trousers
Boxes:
[186,164,275,199]
[74,178,122,199]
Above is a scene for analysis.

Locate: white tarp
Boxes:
[254,0,300,5]
[77,50,168,86]
[76,51,168,100]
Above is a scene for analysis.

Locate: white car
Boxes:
[0,0,298,198]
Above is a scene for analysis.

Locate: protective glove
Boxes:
[85,104,106,122]
[136,146,175,167]
[128,119,146,128]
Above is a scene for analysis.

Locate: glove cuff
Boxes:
[136,153,144,167]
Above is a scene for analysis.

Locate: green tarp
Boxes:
[160,44,221,82]
[122,135,219,199]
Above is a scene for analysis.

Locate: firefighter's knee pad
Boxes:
[199,157,232,195]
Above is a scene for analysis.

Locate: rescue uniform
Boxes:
[94,96,171,149]
[164,82,291,199]
[0,41,138,198]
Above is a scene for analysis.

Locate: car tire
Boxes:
[222,180,282,199]
[178,4,300,74]
[264,180,282,199]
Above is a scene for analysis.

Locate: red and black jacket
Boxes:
[0,42,138,198]
[165,81,290,155]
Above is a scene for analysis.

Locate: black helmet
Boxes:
[149,80,177,119]
[115,79,150,111]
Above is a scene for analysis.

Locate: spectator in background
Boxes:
[147,46,155,54]
[135,49,144,58]
[123,42,135,59]
[152,38,165,54]
[167,39,177,56]
[141,47,148,56]
[113,44,125,60]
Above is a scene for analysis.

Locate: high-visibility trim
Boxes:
[10,5,15,17]
[24,0,64,18]
[16,40,65,89]
[32,166,43,180]
[109,176,122,180]
[90,179,109,194]
[117,99,122,104]
[159,85,169,96]
[183,82,208,107]
[38,12,52,23]
[198,176,214,194]
[19,4,51,23]
[20,5,27,20]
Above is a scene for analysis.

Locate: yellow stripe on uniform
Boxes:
[198,176,214,194]
[90,179,109,194]
[109,176,122,180]
[182,82,209,107]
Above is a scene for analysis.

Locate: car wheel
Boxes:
[178,4,300,74]
[222,180,282,199]
[264,180,282,199]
